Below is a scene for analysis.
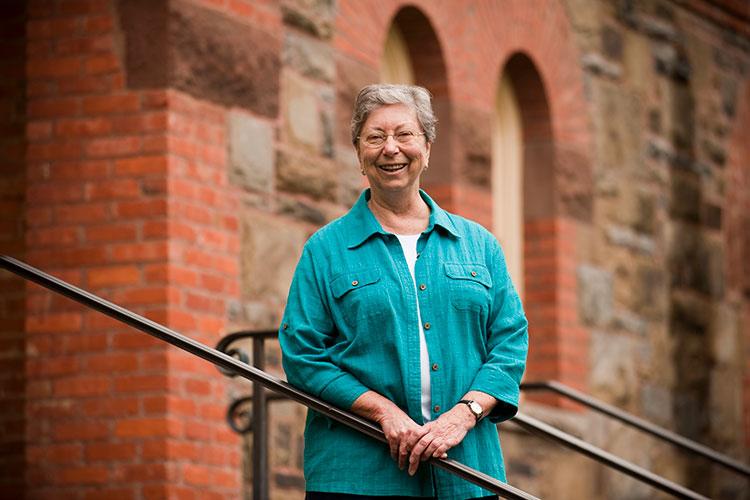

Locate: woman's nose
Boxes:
[382,136,400,155]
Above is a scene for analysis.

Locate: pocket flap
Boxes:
[444,263,492,288]
[330,268,382,298]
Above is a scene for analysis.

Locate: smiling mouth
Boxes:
[378,163,407,173]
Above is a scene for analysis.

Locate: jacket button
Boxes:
[351,280,359,286]
[433,405,441,413]
[431,363,439,371]
[424,322,431,330]
[470,271,477,277]
[283,323,288,330]
[419,284,426,291]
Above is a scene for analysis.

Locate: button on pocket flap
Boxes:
[330,268,381,298]
[444,263,492,288]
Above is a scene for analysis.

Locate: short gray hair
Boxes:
[350,84,437,146]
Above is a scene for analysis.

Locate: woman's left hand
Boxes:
[406,404,475,475]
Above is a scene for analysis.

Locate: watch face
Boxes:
[468,401,482,415]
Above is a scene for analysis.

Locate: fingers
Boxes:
[407,433,437,475]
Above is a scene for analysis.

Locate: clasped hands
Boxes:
[376,404,476,476]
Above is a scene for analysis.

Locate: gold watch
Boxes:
[458,399,484,421]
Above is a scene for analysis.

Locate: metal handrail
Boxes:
[507,414,709,500]
[0,255,537,500]
[218,332,711,500]
[522,380,750,478]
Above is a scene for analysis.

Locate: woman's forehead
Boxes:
[363,103,419,130]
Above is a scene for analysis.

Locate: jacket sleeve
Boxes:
[279,243,371,410]
[468,236,529,423]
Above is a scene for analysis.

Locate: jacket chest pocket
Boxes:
[444,263,492,313]
[330,268,389,329]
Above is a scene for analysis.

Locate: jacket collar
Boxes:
[345,189,460,249]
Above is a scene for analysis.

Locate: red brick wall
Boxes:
[23,1,240,497]
[0,1,27,496]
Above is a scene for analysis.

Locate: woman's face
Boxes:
[356,103,431,197]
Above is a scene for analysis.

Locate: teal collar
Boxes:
[345,189,460,249]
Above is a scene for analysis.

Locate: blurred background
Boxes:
[0,0,748,498]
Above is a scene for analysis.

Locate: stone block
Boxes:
[669,225,724,297]
[577,265,613,327]
[228,111,275,193]
[281,0,335,39]
[283,31,335,83]
[640,383,673,426]
[276,149,336,200]
[277,196,327,226]
[590,330,638,405]
[606,224,655,254]
[601,25,623,61]
[169,0,280,117]
[240,213,307,305]
[283,71,323,151]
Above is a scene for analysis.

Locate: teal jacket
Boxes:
[279,189,528,499]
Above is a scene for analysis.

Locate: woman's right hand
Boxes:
[376,405,429,470]
[352,391,428,471]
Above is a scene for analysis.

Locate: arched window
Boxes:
[492,72,524,294]
[381,23,414,84]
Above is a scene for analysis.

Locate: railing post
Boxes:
[252,336,268,500]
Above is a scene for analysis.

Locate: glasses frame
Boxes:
[357,131,426,149]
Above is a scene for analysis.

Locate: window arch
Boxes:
[381,23,414,84]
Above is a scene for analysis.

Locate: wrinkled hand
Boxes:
[376,406,429,471]
[406,405,475,475]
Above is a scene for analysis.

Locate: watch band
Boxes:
[458,399,484,421]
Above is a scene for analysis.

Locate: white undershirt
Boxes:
[394,234,432,422]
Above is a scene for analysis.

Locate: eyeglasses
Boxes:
[358,130,426,148]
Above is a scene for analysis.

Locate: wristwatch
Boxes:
[458,399,484,421]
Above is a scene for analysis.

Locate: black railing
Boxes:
[0,255,537,500]
[521,380,750,478]
[218,332,718,500]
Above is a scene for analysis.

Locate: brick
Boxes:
[83,488,136,500]
[81,397,139,418]
[27,18,80,39]
[111,241,169,263]
[84,136,142,158]
[27,443,83,464]
[28,97,80,118]
[85,442,136,462]
[53,376,110,397]
[28,57,82,78]
[84,53,120,75]
[111,331,163,350]
[27,120,52,140]
[58,75,112,95]
[84,14,114,34]
[115,199,167,218]
[54,117,112,137]
[112,112,168,134]
[114,156,167,176]
[26,356,80,377]
[54,203,110,224]
[27,141,83,162]
[113,374,170,394]
[56,34,112,54]
[53,420,109,441]
[84,352,139,373]
[27,312,83,333]
[54,465,109,485]
[115,417,179,438]
[82,94,140,115]
[87,264,140,287]
[85,178,141,200]
[63,333,108,353]
[27,226,80,247]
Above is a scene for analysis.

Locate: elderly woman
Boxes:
[279,84,528,500]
